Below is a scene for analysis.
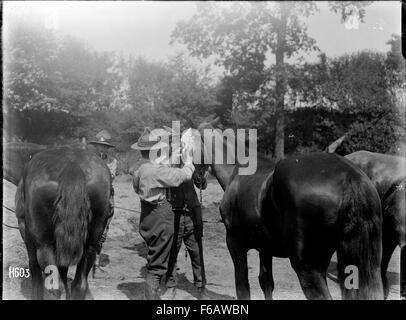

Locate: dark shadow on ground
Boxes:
[124,241,148,259]
[20,276,95,300]
[174,272,235,300]
[117,262,234,300]
[121,240,234,300]
[117,281,146,300]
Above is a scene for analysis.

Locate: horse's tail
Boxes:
[337,176,384,300]
[53,161,91,267]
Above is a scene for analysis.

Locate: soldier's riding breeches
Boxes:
[166,206,206,289]
[139,200,175,299]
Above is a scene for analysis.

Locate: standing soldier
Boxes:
[165,165,208,299]
[88,130,117,261]
[131,127,195,300]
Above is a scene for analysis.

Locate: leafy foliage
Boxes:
[213,48,404,157]
[3,17,217,146]
[171,1,375,159]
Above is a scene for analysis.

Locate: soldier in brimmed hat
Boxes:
[88,130,118,178]
[131,127,195,300]
[88,130,117,262]
[161,126,208,300]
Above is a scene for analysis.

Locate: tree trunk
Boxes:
[274,3,289,161]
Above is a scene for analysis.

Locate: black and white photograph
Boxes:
[2,1,405,302]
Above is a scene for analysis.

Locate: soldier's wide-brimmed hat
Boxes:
[88,130,115,148]
[131,127,167,150]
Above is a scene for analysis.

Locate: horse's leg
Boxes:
[401,245,406,299]
[28,258,43,300]
[36,245,62,300]
[258,251,274,300]
[25,235,43,300]
[394,190,405,300]
[289,222,334,300]
[71,211,104,299]
[72,185,110,300]
[58,267,70,300]
[294,267,331,300]
[71,245,97,300]
[15,180,26,242]
[381,222,398,299]
[383,191,405,299]
[226,233,250,300]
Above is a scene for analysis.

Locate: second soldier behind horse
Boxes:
[87,130,117,256]
[165,170,208,299]
[160,126,208,299]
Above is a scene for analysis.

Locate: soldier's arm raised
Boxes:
[152,163,195,188]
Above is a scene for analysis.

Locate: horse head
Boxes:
[181,127,210,184]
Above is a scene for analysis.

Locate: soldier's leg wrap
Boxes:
[185,207,206,289]
[165,212,183,289]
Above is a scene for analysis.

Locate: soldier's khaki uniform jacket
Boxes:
[132,160,195,204]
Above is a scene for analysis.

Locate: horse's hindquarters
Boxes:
[18,147,112,299]
[273,153,383,300]
[25,182,58,244]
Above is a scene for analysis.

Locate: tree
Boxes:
[386,34,405,74]
[385,34,406,152]
[126,55,217,133]
[3,16,117,143]
[163,54,218,126]
[292,51,395,112]
[171,1,371,160]
[285,49,404,155]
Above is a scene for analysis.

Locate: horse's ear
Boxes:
[201,114,216,123]
[209,116,221,127]
[197,114,221,131]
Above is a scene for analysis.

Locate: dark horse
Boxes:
[189,119,383,300]
[346,150,405,299]
[14,147,112,299]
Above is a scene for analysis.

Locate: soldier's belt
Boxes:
[172,205,191,212]
[172,204,200,213]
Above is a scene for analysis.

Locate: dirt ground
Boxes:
[2,176,401,300]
